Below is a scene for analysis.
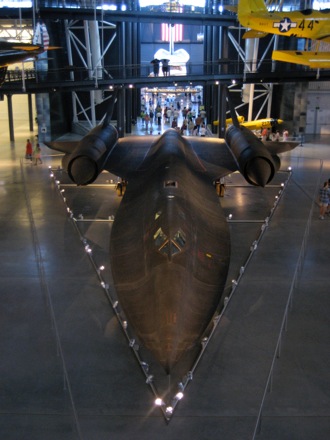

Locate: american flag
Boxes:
[33,22,49,49]
[161,24,183,42]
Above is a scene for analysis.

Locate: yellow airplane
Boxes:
[272,50,330,68]
[214,116,283,131]
[236,0,330,68]
[237,0,330,42]
[225,116,245,125]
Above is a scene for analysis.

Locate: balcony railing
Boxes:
[2,59,329,93]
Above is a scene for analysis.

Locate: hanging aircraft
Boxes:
[45,88,298,374]
[0,39,56,86]
[237,0,330,41]
[236,0,330,68]
[213,116,283,131]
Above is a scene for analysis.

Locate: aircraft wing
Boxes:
[46,134,237,181]
[0,41,59,71]
[47,134,298,183]
[104,136,156,177]
[188,137,300,182]
[104,134,240,180]
[44,141,79,154]
[243,29,269,39]
[45,136,156,176]
[104,136,237,180]
[272,50,330,68]
[265,140,300,155]
[184,137,238,179]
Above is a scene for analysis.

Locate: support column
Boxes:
[219,26,229,74]
[242,38,259,120]
[217,84,227,139]
[212,26,229,134]
[118,22,126,79]
[7,94,14,142]
[132,22,141,123]
[209,84,217,134]
[89,21,102,79]
[125,21,132,79]
[89,20,103,105]
[212,25,220,74]
[203,25,213,76]
[117,87,125,138]
[292,82,308,137]
[126,88,132,134]
[125,22,132,133]
[202,24,213,124]
[28,94,34,132]
[208,25,220,132]
[117,21,126,136]
[35,93,51,142]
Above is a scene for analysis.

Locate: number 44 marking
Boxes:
[299,19,315,31]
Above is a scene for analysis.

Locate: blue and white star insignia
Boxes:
[273,17,297,33]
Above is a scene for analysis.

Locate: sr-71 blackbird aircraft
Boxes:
[236,0,330,68]
[45,89,297,374]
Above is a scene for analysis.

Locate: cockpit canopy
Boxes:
[154,227,186,258]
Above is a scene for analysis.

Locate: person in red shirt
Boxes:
[25,139,33,160]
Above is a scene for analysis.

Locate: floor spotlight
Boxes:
[165,406,173,415]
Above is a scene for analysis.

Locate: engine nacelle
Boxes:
[63,124,118,185]
[271,153,281,174]
[225,125,279,187]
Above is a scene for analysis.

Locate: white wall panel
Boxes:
[305,90,330,135]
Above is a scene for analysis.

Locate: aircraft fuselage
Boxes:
[253,11,330,40]
[110,130,230,372]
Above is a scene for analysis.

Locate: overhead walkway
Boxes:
[2,62,330,94]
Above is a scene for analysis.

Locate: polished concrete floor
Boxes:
[0,117,330,440]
